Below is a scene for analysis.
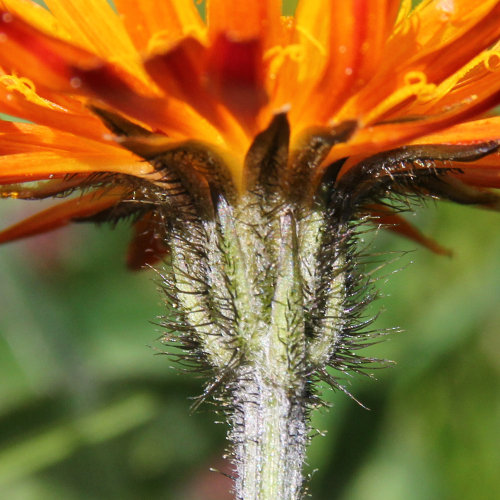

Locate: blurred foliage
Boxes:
[0,0,499,499]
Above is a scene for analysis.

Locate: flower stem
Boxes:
[231,367,307,500]
[162,188,352,499]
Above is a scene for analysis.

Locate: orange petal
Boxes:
[0,78,110,141]
[72,62,223,142]
[305,0,400,122]
[0,12,101,90]
[336,1,500,125]
[272,1,332,119]
[0,187,125,244]
[144,37,219,125]
[409,0,499,49]
[207,0,281,44]
[0,151,154,183]
[206,34,267,132]
[408,117,500,146]
[0,119,16,132]
[446,151,500,190]
[0,0,69,39]
[43,0,142,75]
[126,211,169,270]
[0,13,149,98]
[0,12,231,145]
[0,121,134,155]
[144,38,248,149]
[395,43,500,120]
[325,85,500,179]
[367,204,452,256]
[412,3,500,85]
[115,0,205,52]
[418,175,499,209]
[453,167,500,189]
[0,175,94,199]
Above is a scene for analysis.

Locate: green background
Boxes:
[0,1,499,499]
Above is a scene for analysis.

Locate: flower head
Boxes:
[0,0,498,265]
[2,3,500,497]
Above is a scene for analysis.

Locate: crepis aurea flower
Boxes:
[0,1,499,499]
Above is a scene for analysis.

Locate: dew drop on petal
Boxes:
[2,12,13,23]
[436,0,455,14]
[70,77,82,89]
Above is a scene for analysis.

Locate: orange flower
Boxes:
[0,0,499,265]
[2,4,500,496]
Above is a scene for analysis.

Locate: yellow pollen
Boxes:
[361,71,438,124]
[428,47,500,101]
[146,26,206,55]
[147,31,172,54]
[264,44,304,80]
[404,71,427,86]
[484,52,500,72]
[0,74,61,109]
[294,25,327,58]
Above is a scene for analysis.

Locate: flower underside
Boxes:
[0,0,499,446]
[1,2,500,497]
[0,0,499,262]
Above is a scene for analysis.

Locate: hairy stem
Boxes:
[161,191,356,499]
[102,111,381,499]
[231,367,307,500]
